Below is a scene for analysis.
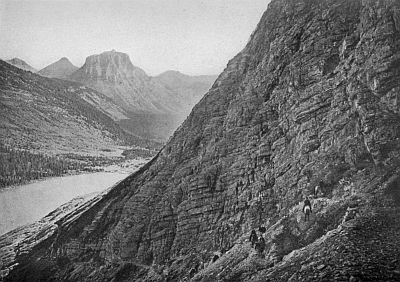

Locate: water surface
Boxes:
[0,172,127,236]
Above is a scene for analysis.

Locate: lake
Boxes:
[0,172,128,236]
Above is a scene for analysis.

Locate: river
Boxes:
[0,172,129,236]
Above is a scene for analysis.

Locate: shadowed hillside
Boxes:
[1,0,400,281]
[0,60,159,158]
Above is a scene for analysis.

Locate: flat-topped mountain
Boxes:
[2,0,400,281]
[69,50,175,113]
[69,50,196,140]
[38,57,78,79]
[5,58,37,73]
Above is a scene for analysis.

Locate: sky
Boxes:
[0,0,270,76]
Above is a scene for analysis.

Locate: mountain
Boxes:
[2,0,400,281]
[5,58,37,73]
[68,50,194,140]
[154,70,217,110]
[38,57,78,79]
[0,60,151,156]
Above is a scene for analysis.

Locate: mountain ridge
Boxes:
[0,60,154,155]
[68,50,213,140]
[153,70,218,116]
[5,58,37,73]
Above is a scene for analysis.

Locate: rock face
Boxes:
[69,50,194,140]
[37,57,78,79]
[2,0,400,281]
[5,58,37,73]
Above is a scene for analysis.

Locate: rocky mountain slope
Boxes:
[5,58,37,73]
[0,60,151,155]
[2,0,400,281]
[38,57,79,79]
[153,70,217,111]
[68,50,204,141]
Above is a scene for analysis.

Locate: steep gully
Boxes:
[2,0,400,281]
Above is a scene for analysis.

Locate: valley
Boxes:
[68,50,217,140]
[0,59,161,188]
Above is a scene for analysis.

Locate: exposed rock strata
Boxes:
[2,0,400,281]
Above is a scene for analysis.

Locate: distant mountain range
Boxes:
[154,70,217,110]
[6,58,37,73]
[0,60,155,155]
[4,52,217,141]
[67,50,217,140]
[37,57,78,79]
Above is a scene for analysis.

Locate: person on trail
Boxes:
[303,196,312,221]
[255,236,266,255]
[249,229,258,248]
[189,268,196,278]
[303,196,312,213]
[212,254,219,263]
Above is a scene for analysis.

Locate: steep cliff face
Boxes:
[2,0,400,281]
[38,57,78,79]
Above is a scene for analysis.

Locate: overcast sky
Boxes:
[0,0,270,76]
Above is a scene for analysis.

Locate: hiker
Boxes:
[189,267,197,278]
[212,254,219,263]
[255,235,266,255]
[303,196,312,221]
[249,229,258,248]
[303,196,312,212]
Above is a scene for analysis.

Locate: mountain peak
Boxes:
[97,49,126,56]
[164,70,182,75]
[71,50,147,84]
[6,58,37,73]
[8,58,24,64]
[38,57,78,79]
[156,70,188,80]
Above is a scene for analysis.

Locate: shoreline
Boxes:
[0,157,151,193]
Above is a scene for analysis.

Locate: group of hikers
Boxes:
[246,186,320,258]
[249,227,266,255]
